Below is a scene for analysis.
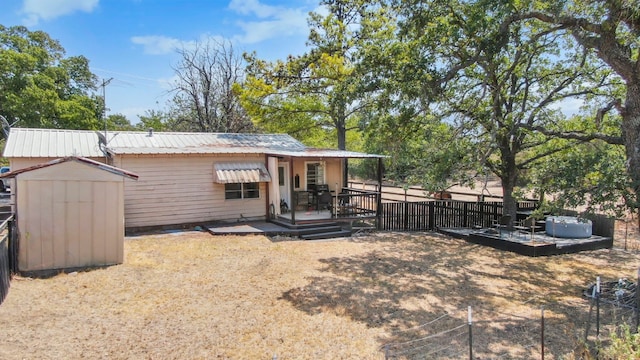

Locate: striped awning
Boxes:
[213,162,272,183]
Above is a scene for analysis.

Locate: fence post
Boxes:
[463,202,469,228]
[428,201,435,230]
[468,306,473,360]
[585,284,597,341]
[404,200,409,231]
[541,306,545,360]
[633,268,640,333]
[8,217,16,273]
[596,276,601,338]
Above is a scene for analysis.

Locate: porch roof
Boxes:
[266,148,385,159]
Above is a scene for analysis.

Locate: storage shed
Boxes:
[0,157,138,272]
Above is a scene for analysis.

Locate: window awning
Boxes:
[213,162,272,183]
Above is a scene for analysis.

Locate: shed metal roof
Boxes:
[0,156,139,180]
[2,128,384,159]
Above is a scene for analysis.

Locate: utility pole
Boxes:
[100,77,114,138]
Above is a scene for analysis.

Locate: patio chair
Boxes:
[492,215,511,238]
[514,217,540,233]
[514,217,542,240]
[493,215,511,228]
[317,191,333,213]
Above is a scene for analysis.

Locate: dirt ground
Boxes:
[1,229,640,359]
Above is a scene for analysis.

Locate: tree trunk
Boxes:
[337,119,348,188]
[622,81,640,227]
[500,148,519,229]
[501,174,518,229]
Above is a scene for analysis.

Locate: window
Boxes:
[306,161,325,189]
[225,183,260,200]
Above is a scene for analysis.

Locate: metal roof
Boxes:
[2,128,384,159]
[269,148,385,159]
[0,156,139,180]
[3,128,104,158]
[213,162,271,183]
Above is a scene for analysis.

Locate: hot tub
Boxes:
[545,216,592,238]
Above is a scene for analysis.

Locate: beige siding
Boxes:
[325,159,343,190]
[291,158,343,192]
[117,155,268,227]
[16,161,125,272]
[9,155,345,229]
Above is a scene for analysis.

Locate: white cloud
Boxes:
[156,75,178,91]
[228,0,310,44]
[131,34,226,55]
[21,0,98,26]
[131,35,189,55]
[228,0,279,18]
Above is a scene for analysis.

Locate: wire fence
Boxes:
[378,275,640,359]
[616,216,640,252]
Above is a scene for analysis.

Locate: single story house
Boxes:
[3,128,383,230]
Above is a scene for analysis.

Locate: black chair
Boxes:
[317,191,333,213]
[514,217,542,234]
[492,215,512,238]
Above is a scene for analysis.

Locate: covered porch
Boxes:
[275,188,379,223]
[265,149,384,226]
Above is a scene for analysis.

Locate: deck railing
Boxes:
[290,187,380,221]
[380,200,537,231]
[333,188,378,219]
[379,199,614,238]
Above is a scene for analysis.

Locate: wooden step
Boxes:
[300,229,352,241]
[269,218,337,229]
[297,225,343,236]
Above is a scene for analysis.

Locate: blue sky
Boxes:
[0,0,319,123]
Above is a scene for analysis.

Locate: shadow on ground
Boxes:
[280,232,636,358]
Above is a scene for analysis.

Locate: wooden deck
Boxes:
[206,218,352,240]
[438,228,613,256]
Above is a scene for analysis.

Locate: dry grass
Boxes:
[1,230,640,359]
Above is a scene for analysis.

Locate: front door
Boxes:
[278,163,291,212]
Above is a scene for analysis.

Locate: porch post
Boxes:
[289,158,296,224]
[376,157,383,229]
[265,154,271,220]
[266,155,280,220]
[342,158,348,188]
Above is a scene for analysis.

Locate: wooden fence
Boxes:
[0,213,16,305]
[380,200,512,231]
[379,199,614,238]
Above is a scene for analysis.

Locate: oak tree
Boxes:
[0,25,101,132]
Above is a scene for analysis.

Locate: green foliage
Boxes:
[360,110,478,190]
[104,113,135,131]
[0,25,101,131]
[238,0,380,151]
[135,110,173,132]
[510,0,640,215]
[600,325,640,359]
[529,139,631,217]
[357,0,627,220]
